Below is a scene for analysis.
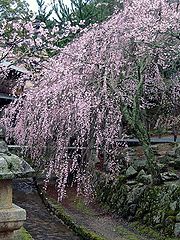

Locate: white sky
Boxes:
[28,0,70,13]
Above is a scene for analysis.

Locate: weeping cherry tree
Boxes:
[2,0,180,200]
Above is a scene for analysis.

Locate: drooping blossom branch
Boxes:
[2,0,180,199]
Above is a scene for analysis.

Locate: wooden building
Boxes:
[0,61,30,109]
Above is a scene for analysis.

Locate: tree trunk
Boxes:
[134,121,162,185]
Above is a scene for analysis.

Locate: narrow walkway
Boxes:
[47,186,155,240]
[13,179,80,240]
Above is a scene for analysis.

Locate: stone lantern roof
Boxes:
[0,126,34,179]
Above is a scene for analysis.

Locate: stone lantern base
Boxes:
[0,126,34,239]
[0,204,26,240]
[0,231,15,240]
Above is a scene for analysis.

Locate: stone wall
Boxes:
[95,143,180,237]
[96,172,180,237]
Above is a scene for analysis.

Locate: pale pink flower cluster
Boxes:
[3,0,180,200]
[0,18,84,71]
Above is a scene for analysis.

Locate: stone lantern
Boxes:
[0,126,34,240]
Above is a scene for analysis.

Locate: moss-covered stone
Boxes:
[95,172,180,237]
[174,160,180,170]
[176,212,180,222]
[126,166,138,178]
[132,222,180,240]
[114,225,142,240]
[174,223,180,237]
[14,227,33,240]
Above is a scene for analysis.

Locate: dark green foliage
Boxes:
[53,0,123,27]
[35,0,54,28]
[0,0,32,20]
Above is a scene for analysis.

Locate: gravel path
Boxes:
[47,186,155,240]
[62,201,153,240]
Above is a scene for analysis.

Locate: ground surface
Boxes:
[46,185,155,240]
[12,138,180,240]
[13,180,80,240]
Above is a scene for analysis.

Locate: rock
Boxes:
[132,160,147,171]
[96,168,180,237]
[137,183,144,187]
[165,215,176,224]
[168,160,176,167]
[119,164,126,170]
[126,166,138,178]
[170,201,177,211]
[174,223,180,237]
[0,140,8,153]
[129,204,137,216]
[140,175,152,185]
[161,172,179,181]
[159,155,174,164]
[127,185,146,205]
[154,211,165,224]
[151,146,160,156]
[176,213,180,222]
[175,146,180,157]
[174,160,180,170]
[128,152,136,158]
[127,180,137,185]
[153,213,162,224]
[157,163,167,172]
[136,170,144,182]
[137,169,146,177]
[168,150,176,158]
[167,183,179,193]
[0,138,34,179]
[136,170,152,184]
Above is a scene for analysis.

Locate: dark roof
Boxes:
[0,93,16,100]
[0,61,29,74]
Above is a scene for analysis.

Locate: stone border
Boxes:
[35,181,106,240]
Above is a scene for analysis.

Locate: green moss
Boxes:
[36,183,106,240]
[96,170,180,237]
[165,216,176,223]
[74,198,95,216]
[166,209,178,217]
[131,222,179,240]
[114,225,142,240]
[14,227,33,240]
[49,198,106,240]
[117,175,127,185]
